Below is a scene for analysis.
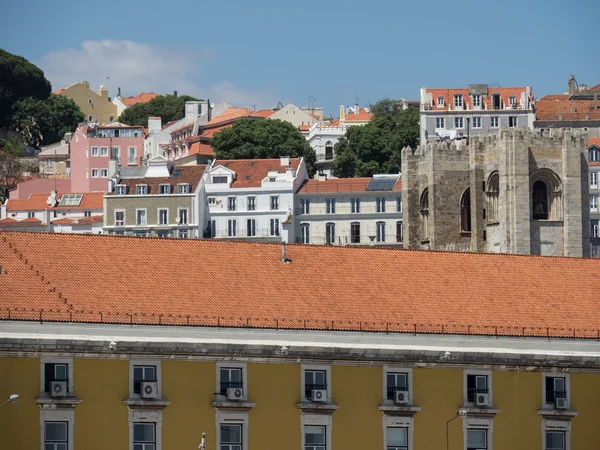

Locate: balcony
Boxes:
[316,154,335,163]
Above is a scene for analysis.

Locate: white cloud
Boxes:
[37,40,277,109]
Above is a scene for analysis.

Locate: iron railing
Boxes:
[220,381,243,395]
[133,378,157,394]
[546,390,567,404]
[467,388,489,403]
[386,386,408,400]
[305,384,327,400]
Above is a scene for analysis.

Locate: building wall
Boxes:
[269,104,317,127]
[57,82,118,125]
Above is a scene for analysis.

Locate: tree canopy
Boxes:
[331,99,419,178]
[118,94,201,126]
[211,118,317,177]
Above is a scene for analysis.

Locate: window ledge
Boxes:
[459,406,500,417]
[123,398,170,409]
[537,408,578,419]
[378,404,421,416]
[460,232,472,237]
[35,395,82,408]
[296,401,339,414]
[211,400,256,411]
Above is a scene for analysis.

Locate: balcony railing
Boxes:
[316,154,335,162]
[220,381,243,395]
[386,386,408,400]
[212,228,278,239]
[467,388,489,403]
[133,378,157,394]
[296,234,403,246]
[305,383,327,400]
[295,206,402,215]
[546,390,567,404]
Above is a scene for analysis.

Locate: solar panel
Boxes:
[366,177,396,191]
[171,169,182,178]
[59,194,83,206]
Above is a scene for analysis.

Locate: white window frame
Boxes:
[100,146,108,156]
[382,415,414,450]
[383,366,413,404]
[454,94,464,107]
[129,410,162,450]
[40,356,74,395]
[136,208,147,226]
[177,208,189,225]
[490,117,499,128]
[177,183,190,194]
[136,185,148,195]
[455,117,464,129]
[542,373,570,407]
[116,185,127,195]
[228,219,237,237]
[472,117,482,129]
[128,147,137,164]
[301,363,331,403]
[40,409,74,450]
[300,198,310,214]
[270,195,280,211]
[115,210,125,226]
[591,195,598,212]
[542,418,570,450]
[129,359,162,399]
[159,184,171,194]
[270,218,280,237]
[463,369,492,407]
[208,197,216,205]
[100,169,108,178]
[216,361,248,401]
[325,198,336,214]
[247,196,256,211]
[464,423,492,450]
[472,95,481,107]
[376,221,386,242]
[351,197,361,214]
[158,208,169,226]
[228,196,237,211]
[592,220,599,238]
[509,116,518,128]
[590,172,598,189]
[435,117,445,129]
[91,146,99,157]
[509,95,517,107]
[376,197,386,213]
[91,169,99,178]
[246,218,257,237]
[300,223,310,243]
[301,414,332,450]
[396,196,402,213]
[437,96,445,107]
[216,410,248,450]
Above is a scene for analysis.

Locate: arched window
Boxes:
[486,172,499,223]
[460,188,472,232]
[325,141,333,160]
[532,180,548,220]
[420,188,429,239]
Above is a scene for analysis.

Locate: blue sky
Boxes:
[1,0,598,115]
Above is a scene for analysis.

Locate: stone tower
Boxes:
[401,129,589,257]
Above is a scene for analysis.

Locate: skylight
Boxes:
[60,194,83,206]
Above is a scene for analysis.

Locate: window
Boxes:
[45,422,68,450]
[44,363,68,393]
[270,196,279,210]
[454,94,463,107]
[115,211,125,226]
[396,196,402,212]
[91,146,99,157]
[590,148,599,162]
[376,221,386,242]
[135,230,148,237]
[546,431,565,450]
[533,181,549,219]
[213,176,228,184]
[325,198,336,214]
[228,219,237,237]
[325,222,335,245]
[437,96,445,107]
[386,372,408,400]
[325,141,333,160]
[100,146,108,156]
[300,198,310,214]
[247,196,256,211]
[350,222,360,244]
[177,183,190,194]
[466,374,489,404]
[591,172,598,189]
[270,218,280,236]
[158,209,168,225]
[228,197,237,211]
[136,209,147,226]
[386,427,408,450]
[178,209,188,225]
[84,211,91,218]
[376,197,386,213]
[133,365,156,394]
[490,117,499,128]
[420,189,429,239]
[348,197,360,214]
[486,172,499,223]
[116,185,126,195]
[466,429,487,450]
[220,424,242,450]
[396,221,403,242]
[91,169,99,178]
[454,117,464,129]
[592,220,599,238]
[509,116,518,127]
[178,229,189,239]
[305,369,327,400]
[246,219,256,237]
[136,185,148,195]
[472,117,482,128]
[300,223,310,244]
[133,423,155,450]
[159,184,170,194]
[207,220,216,238]
[128,147,137,164]
[208,197,216,205]
[509,95,517,107]
[109,116,114,122]
[100,169,108,178]
[88,115,93,122]
[305,426,326,450]
[28,211,35,218]
[435,117,445,129]
[461,188,472,232]
[111,146,120,160]
[88,98,93,104]
[472,94,481,107]
[220,367,243,395]
[545,375,567,406]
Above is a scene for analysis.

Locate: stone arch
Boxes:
[460,187,472,232]
[486,171,499,223]
[530,169,563,221]
[420,188,429,239]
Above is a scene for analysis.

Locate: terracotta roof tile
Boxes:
[343,108,373,121]
[253,109,275,118]
[1,232,600,338]
[112,165,206,194]
[535,95,600,121]
[52,215,103,225]
[122,92,159,107]
[188,140,214,157]
[589,138,600,148]
[298,125,311,131]
[208,107,255,126]
[0,218,45,228]
[6,192,104,212]
[298,177,401,193]
[426,87,532,111]
[214,158,301,188]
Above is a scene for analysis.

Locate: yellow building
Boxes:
[1,231,599,450]
[54,81,118,125]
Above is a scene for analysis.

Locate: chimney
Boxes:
[64,132,72,143]
[339,105,345,122]
[98,85,108,98]
[317,173,327,181]
[148,116,162,135]
[568,75,576,97]
[280,156,290,166]
[207,98,212,122]
[174,90,178,98]
[594,92,598,111]
[354,103,359,114]
[118,87,122,98]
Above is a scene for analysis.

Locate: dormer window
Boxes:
[454,94,463,107]
[159,184,171,194]
[437,96,445,106]
[213,176,228,184]
[178,183,190,194]
[509,95,517,107]
[472,94,481,107]
[136,184,148,195]
[116,185,126,195]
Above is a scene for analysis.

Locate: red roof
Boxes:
[52,215,103,225]
[6,192,104,212]
[2,232,600,339]
[589,138,600,148]
[253,109,275,118]
[122,92,159,107]
[0,218,45,227]
[536,94,600,121]
[426,87,532,111]
[344,108,373,122]
[214,158,301,188]
[298,177,401,193]
[111,165,206,194]
[188,141,214,157]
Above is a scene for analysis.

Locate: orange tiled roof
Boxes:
[298,125,311,131]
[343,108,373,122]
[2,232,600,339]
[111,165,206,194]
[52,215,103,225]
[122,92,159,107]
[589,138,600,148]
[298,177,401,193]
[253,109,275,118]
[6,192,104,212]
[536,94,600,121]
[208,107,256,126]
[214,158,301,188]
[188,140,214,157]
[426,87,532,111]
[0,218,45,227]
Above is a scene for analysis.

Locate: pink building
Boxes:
[9,178,72,199]
[70,124,146,192]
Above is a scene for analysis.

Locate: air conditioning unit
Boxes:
[141,381,159,399]
[474,393,490,407]
[50,381,67,397]
[555,398,569,410]
[394,391,409,405]
[227,388,243,401]
[311,389,327,403]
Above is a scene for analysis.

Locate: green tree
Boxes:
[118,94,201,126]
[212,119,317,177]
[331,98,419,178]
[0,49,52,128]
[0,136,26,200]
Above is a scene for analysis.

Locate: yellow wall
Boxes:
[0,357,40,449]
[59,82,117,124]
[332,365,382,450]
[74,359,129,450]
[571,373,600,449]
